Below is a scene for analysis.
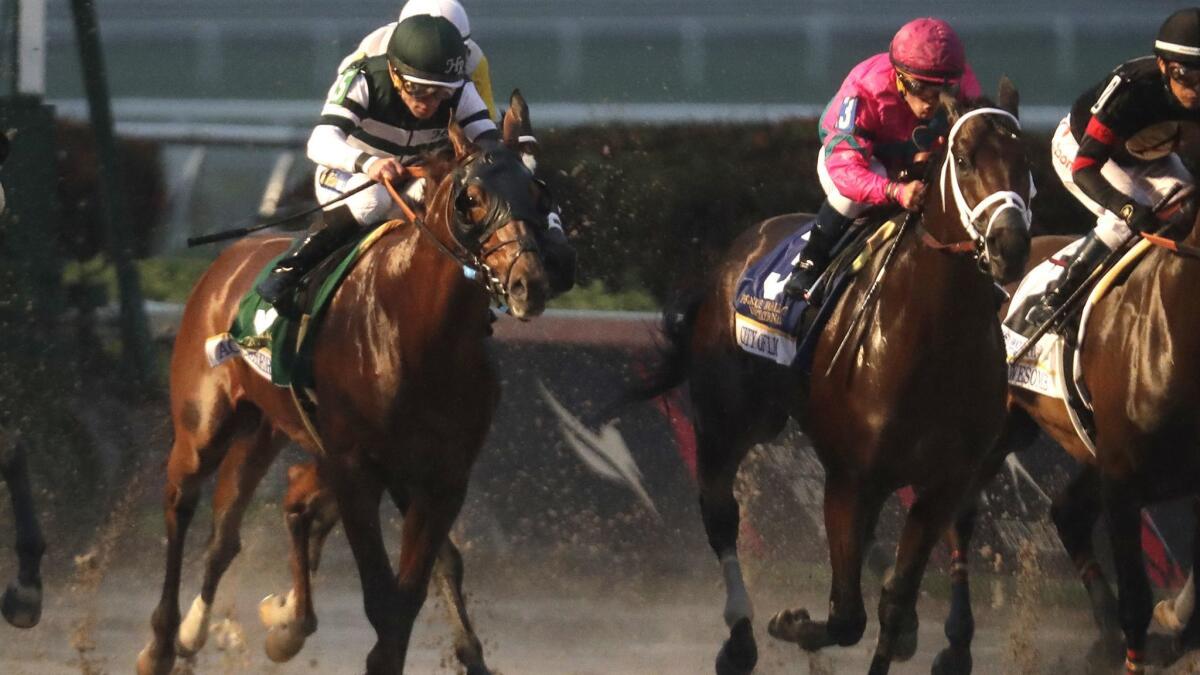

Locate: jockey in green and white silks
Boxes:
[340,0,497,121]
[256,14,500,315]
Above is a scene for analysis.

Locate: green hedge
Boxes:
[536,120,1095,302]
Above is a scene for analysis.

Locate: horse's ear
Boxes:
[940,91,961,127]
[447,120,475,160]
[997,76,1020,120]
[502,88,530,150]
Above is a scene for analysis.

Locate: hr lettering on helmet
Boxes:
[445,56,466,76]
[328,65,360,104]
[1090,75,1124,115]
[835,96,858,132]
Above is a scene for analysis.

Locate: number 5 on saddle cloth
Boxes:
[732,212,903,371]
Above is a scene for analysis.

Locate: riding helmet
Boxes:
[399,0,471,41]
[1156,8,1200,65]
[889,17,965,84]
[387,14,467,87]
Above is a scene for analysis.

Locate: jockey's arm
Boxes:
[1071,115,1130,215]
[822,133,893,206]
[456,82,501,144]
[307,72,378,175]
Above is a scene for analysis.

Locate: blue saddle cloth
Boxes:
[733,214,899,370]
[733,219,819,367]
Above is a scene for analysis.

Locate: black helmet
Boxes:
[1156,8,1200,64]
[387,15,467,86]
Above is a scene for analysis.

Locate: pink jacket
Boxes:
[818,53,981,205]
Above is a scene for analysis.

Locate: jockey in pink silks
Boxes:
[784,17,983,300]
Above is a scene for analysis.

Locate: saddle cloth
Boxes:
[204,219,404,387]
[733,213,901,369]
[1002,237,1154,455]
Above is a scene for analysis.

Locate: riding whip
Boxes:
[185,179,379,247]
[1009,183,1189,364]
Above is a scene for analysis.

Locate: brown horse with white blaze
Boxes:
[136,117,550,675]
[613,83,1030,675]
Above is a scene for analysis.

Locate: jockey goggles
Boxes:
[389,64,459,101]
[897,71,959,102]
[1167,62,1200,89]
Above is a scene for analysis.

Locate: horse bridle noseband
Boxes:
[935,107,1034,270]
[388,150,546,302]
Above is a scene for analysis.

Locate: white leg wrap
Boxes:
[177,595,210,652]
[720,552,754,627]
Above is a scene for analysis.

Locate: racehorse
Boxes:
[136,111,552,675]
[609,82,1031,675]
[0,132,45,630]
[935,193,1200,675]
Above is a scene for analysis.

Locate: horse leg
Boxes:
[934,409,1041,675]
[1100,474,1153,673]
[690,416,758,675]
[1171,499,1200,651]
[322,458,408,674]
[1051,464,1120,637]
[768,475,879,653]
[868,483,964,675]
[177,415,283,657]
[1155,497,1200,635]
[386,484,489,675]
[137,400,252,675]
[0,433,44,628]
[260,462,333,662]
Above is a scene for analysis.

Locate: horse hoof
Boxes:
[715,617,757,675]
[1,580,41,628]
[464,666,492,675]
[264,623,308,663]
[136,642,175,675]
[259,591,292,628]
[768,608,830,651]
[1156,598,1185,635]
[892,622,919,662]
[931,646,972,675]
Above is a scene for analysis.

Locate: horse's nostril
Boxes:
[510,279,527,300]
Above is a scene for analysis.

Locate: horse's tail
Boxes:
[587,289,702,427]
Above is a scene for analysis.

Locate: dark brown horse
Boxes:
[610,84,1031,675]
[1,431,43,629]
[0,135,45,629]
[935,192,1200,674]
[136,115,551,675]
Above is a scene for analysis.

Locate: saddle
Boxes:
[1002,238,1156,454]
[732,209,903,372]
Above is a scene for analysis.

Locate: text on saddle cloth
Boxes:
[732,214,901,367]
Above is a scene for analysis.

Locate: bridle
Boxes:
[384,149,545,302]
[934,107,1034,270]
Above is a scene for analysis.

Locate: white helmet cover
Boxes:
[399,0,470,41]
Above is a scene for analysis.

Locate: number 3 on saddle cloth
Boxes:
[732,213,902,372]
[203,222,401,390]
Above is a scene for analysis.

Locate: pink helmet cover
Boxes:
[889,17,965,83]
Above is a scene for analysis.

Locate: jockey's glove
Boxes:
[1120,201,1158,234]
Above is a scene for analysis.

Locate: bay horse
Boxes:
[935,193,1200,675]
[136,116,551,675]
[0,132,45,629]
[612,83,1031,675]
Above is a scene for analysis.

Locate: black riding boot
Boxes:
[1024,231,1113,329]
[784,200,852,300]
[256,205,361,315]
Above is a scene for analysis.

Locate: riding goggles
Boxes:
[389,64,460,101]
[1167,62,1200,89]
[897,72,959,102]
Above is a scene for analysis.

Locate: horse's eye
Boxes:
[457,191,479,212]
[954,153,971,170]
